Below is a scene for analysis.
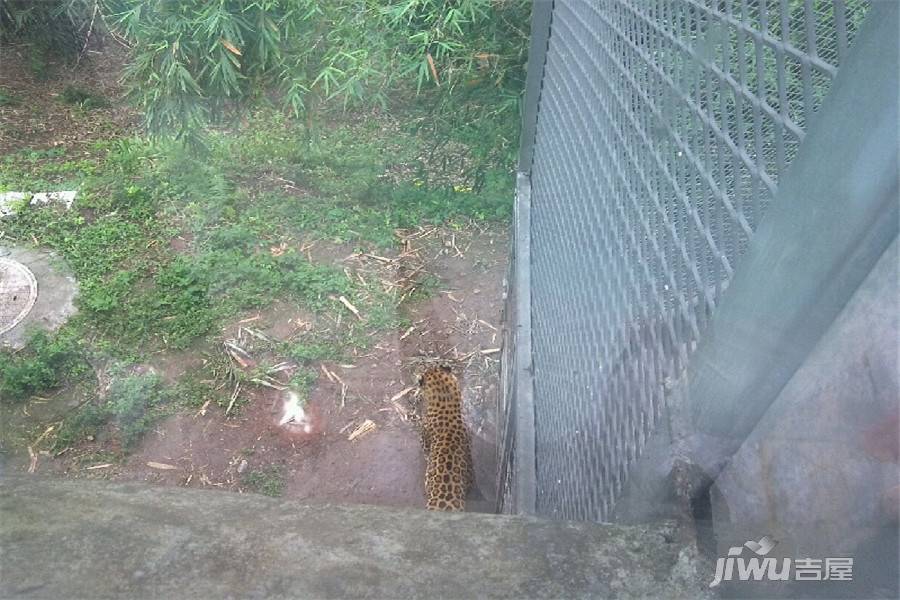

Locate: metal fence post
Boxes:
[518,0,554,173]
[505,0,554,515]
[683,0,899,476]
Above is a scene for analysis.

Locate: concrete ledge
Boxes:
[0,476,710,599]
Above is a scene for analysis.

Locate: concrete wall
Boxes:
[710,242,899,598]
[0,476,713,599]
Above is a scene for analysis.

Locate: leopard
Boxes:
[418,365,474,511]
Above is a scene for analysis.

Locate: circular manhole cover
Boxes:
[0,257,38,336]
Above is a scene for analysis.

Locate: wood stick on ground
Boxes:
[250,377,286,391]
[27,446,37,473]
[85,463,113,470]
[389,386,416,403]
[478,319,498,331]
[396,264,426,283]
[450,233,463,258]
[194,400,211,419]
[390,400,411,421]
[348,419,376,441]
[363,253,394,263]
[243,327,273,343]
[338,295,364,320]
[225,382,242,417]
[147,462,178,470]
[328,369,346,388]
[224,341,253,368]
[31,424,56,447]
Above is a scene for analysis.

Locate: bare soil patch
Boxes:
[4,225,508,512]
[121,225,509,510]
[0,44,135,155]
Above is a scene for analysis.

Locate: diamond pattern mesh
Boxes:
[525,0,870,521]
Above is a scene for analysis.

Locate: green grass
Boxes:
[0,330,88,402]
[0,88,19,107]
[28,45,50,80]
[212,112,514,247]
[60,85,110,110]
[53,403,110,450]
[241,466,286,497]
[0,147,95,192]
[50,371,215,451]
[104,372,168,449]
[0,104,513,451]
[288,341,341,363]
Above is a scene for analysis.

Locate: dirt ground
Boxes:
[0,43,136,154]
[106,227,505,510]
[0,45,510,512]
[13,227,508,511]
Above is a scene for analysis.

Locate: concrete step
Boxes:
[0,476,713,599]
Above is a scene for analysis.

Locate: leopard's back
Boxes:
[419,366,473,511]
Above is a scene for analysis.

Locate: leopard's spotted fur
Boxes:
[419,365,473,511]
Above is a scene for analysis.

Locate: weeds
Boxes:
[168,377,217,410]
[0,88,19,106]
[2,109,511,361]
[241,466,285,497]
[27,45,49,79]
[54,402,109,450]
[288,342,340,364]
[60,85,110,110]
[1,96,512,464]
[52,371,196,451]
[0,331,87,402]
[105,373,166,450]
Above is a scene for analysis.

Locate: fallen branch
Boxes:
[389,386,415,403]
[250,377,287,391]
[147,462,178,470]
[224,341,254,369]
[27,446,37,473]
[338,295,364,320]
[194,399,211,419]
[348,419,376,441]
[363,253,394,264]
[75,1,99,67]
[85,463,113,471]
[225,382,242,417]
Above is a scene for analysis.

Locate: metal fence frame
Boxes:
[496,0,554,515]
[498,0,898,520]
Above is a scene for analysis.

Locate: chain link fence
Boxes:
[498,0,874,521]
